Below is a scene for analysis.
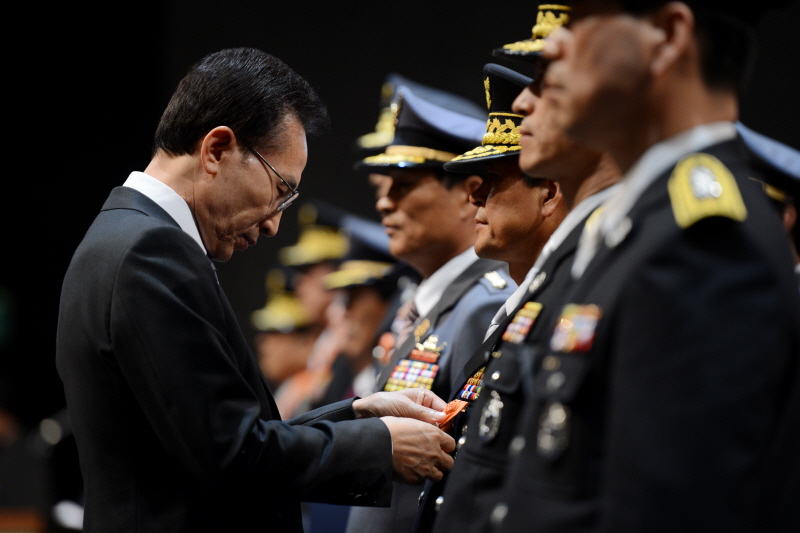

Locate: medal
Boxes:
[502,301,543,344]
[549,304,601,353]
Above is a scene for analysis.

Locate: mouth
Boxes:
[238,234,257,250]
[382,219,400,236]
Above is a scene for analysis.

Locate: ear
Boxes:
[199,126,238,176]
[649,2,695,78]
[540,179,563,218]
[458,175,483,220]
[461,175,484,201]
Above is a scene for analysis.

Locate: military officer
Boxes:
[345,79,516,533]
[427,6,622,533]
[486,0,800,531]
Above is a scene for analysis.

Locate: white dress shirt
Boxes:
[123,171,207,255]
[412,247,480,318]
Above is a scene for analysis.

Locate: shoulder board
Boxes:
[482,270,508,290]
[667,153,747,228]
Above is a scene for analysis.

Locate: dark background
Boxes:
[2,0,799,429]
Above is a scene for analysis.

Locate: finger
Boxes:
[407,388,447,411]
[437,451,455,472]
[407,403,446,424]
[438,432,456,453]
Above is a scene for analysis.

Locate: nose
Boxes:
[512,86,537,116]
[260,210,283,237]
[375,189,395,217]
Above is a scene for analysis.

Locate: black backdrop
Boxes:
[2,0,798,428]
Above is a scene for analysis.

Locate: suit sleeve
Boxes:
[110,225,392,504]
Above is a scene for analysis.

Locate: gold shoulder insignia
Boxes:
[484,271,507,289]
[667,153,747,228]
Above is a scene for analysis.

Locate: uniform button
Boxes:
[418,491,425,505]
[546,371,565,392]
[509,435,526,456]
[542,355,560,371]
[492,371,501,380]
[489,503,508,526]
[434,496,444,512]
[457,435,467,450]
[491,350,502,359]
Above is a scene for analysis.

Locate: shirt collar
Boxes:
[599,121,738,237]
[413,247,479,317]
[123,171,207,254]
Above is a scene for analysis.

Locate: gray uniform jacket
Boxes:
[347,257,515,533]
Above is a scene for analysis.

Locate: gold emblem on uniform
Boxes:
[550,304,602,353]
[383,329,445,392]
[668,153,747,228]
[410,334,447,363]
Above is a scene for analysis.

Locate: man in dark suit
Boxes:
[56,47,456,533]
[483,1,800,531]
[345,79,516,533]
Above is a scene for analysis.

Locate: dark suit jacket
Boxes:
[494,138,800,532]
[56,187,393,532]
[426,212,589,533]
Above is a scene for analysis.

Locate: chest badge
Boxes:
[550,303,602,353]
[478,390,504,442]
[384,333,445,392]
[502,301,543,344]
[537,401,571,458]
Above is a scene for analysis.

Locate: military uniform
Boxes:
[488,127,800,532]
[425,185,615,533]
[346,77,516,533]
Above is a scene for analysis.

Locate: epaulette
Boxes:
[482,270,510,291]
[667,153,748,228]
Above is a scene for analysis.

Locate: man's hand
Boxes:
[381,416,456,484]
[353,388,447,425]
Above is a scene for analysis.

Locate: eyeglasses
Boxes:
[243,142,299,212]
